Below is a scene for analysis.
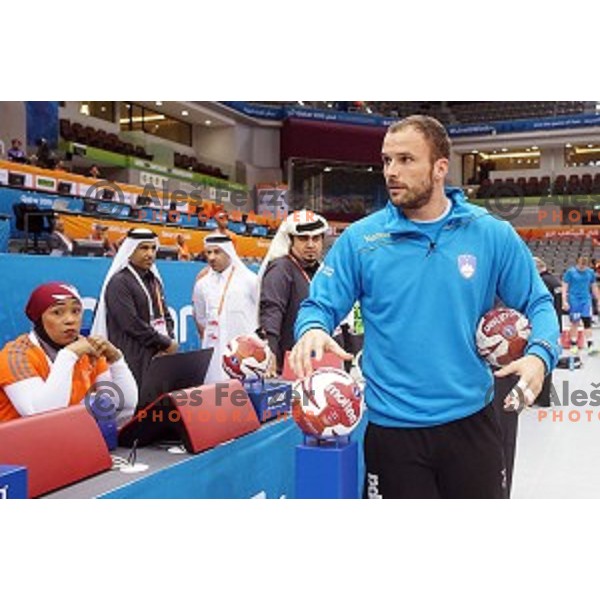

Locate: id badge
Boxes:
[205,319,220,342]
[151,317,169,337]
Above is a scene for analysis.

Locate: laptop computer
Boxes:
[118,348,213,448]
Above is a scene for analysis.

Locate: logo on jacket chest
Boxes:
[457,254,477,279]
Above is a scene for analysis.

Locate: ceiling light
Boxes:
[531,146,539,150]
[205,120,212,126]
[156,101,163,106]
[565,143,573,148]
[324,167,332,172]
[181,110,189,116]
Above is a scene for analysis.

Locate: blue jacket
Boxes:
[295,188,561,428]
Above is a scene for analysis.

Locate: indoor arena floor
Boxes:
[512,328,600,499]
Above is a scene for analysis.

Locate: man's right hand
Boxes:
[289,329,352,379]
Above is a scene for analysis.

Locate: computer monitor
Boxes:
[156,245,179,260]
[136,195,153,208]
[57,181,73,195]
[118,348,214,448]
[72,239,106,257]
[8,173,25,187]
[101,188,115,201]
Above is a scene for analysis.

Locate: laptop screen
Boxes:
[118,348,214,448]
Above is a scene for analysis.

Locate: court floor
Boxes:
[512,330,600,499]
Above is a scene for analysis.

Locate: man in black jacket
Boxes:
[258,210,328,376]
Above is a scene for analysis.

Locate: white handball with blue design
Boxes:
[292,367,364,439]
[476,307,531,368]
[222,333,272,381]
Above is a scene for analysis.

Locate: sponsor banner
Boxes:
[222,102,600,138]
[60,213,270,258]
[517,226,600,240]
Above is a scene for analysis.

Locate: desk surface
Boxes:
[44,417,304,499]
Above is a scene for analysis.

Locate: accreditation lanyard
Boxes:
[214,266,236,317]
[287,254,311,284]
[127,264,165,321]
[205,266,236,341]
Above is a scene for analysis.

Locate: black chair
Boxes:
[12,203,54,254]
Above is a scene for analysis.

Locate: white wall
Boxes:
[193,125,236,173]
[233,123,282,187]
[59,101,120,133]
[0,102,27,156]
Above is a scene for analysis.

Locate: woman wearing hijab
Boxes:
[0,282,137,426]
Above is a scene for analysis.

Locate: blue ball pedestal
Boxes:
[243,379,292,423]
[0,465,28,499]
[295,436,359,499]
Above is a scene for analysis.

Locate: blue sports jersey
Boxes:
[295,188,561,429]
[563,267,596,303]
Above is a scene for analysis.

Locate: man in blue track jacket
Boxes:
[291,115,560,499]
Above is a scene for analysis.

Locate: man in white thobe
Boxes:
[192,234,259,384]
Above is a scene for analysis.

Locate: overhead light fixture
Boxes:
[205,120,212,126]
[181,110,189,116]
[324,167,333,172]
[531,146,539,150]
[297,101,305,106]
[565,143,573,148]
[156,101,163,106]
[119,114,166,124]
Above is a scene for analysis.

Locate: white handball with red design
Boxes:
[291,368,364,439]
[476,307,531,368]
[222,334,272,381]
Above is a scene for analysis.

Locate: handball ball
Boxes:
[292,368,364,439]
[476,307,531,368]
[222,334,272,381]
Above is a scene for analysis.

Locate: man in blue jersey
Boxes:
[290,115,560,499]
[562,256,600,355]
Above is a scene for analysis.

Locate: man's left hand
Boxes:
[494,355,547,411]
